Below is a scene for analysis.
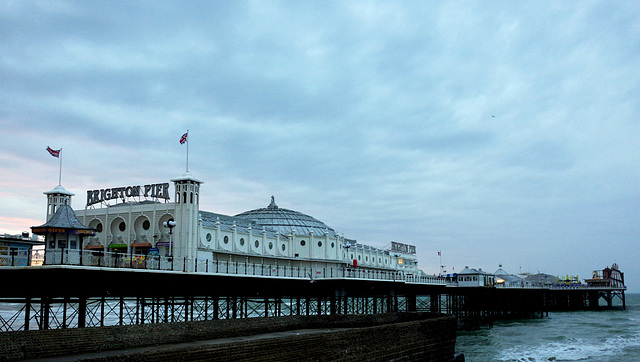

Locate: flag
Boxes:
[179,132,188,144]
[437,251,441,256]
[46,146,60,158]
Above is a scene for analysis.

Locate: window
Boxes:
[223,236,229,244]
[119,221,126,232]
[142,220,150,230]
[331,242,335,248]
[206,233,212,242]
[269,242,273,250]
[240,238,245,246]
[255,240,259,248]
[281,244,286,251]
[96,223,103,233]
[300,240,306,246]
[317,241,322,247]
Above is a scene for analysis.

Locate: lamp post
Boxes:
[343,242,352,277]
[343,242,351,263]
[163,220,176,256]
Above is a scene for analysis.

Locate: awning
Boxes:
[107,244,127,249]
[155,241,172,246]
[85,244,105,250]
[131,243,152,248]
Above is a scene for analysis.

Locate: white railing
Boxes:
[34,249,445,285]
[495,283,627,290]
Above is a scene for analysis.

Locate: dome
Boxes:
[234,196,337,237]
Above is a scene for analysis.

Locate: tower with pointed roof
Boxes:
[44,185,75,221]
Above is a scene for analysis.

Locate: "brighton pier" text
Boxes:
[86,183,170,206]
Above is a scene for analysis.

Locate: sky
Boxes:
[1,1,639,291]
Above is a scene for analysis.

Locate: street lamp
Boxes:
[163,220,176,256]
[343,242,352,262]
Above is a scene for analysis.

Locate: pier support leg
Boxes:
[24,297,31,331]
[78,296,86,329]
[406,294,417,312]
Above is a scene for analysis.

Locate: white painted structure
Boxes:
[57,171,420,274]
[456,266,496,287]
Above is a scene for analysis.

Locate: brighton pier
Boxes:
[0,168,627,360]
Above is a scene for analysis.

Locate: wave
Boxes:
[497,334,640,362]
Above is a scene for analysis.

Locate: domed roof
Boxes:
[234,196,337,237]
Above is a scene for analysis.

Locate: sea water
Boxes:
[456,293,640,361]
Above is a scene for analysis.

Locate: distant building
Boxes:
[0,233,44,266]
[456,266,495,287]
[585,263,625,288]
[524,273,556,287]
[494,267,525,287]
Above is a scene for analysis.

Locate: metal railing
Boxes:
[30,249,445,285]
[0,252,31,266]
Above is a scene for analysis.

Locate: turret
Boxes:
[43,185,75,221]
[170,171,203,263]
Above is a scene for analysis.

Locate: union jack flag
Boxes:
[46,146,60,158]
[179,132,188,144]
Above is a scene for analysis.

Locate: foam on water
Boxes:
[496,335,640,362]
[457,294,640,361]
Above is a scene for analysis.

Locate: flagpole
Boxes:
[186,129,189,172]
[58,148,63,186]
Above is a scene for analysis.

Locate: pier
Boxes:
[0,171,628,360]
[0,257,625,332]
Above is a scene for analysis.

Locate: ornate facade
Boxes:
[59,171,420,273]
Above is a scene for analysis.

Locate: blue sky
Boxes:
[1,1,639,291]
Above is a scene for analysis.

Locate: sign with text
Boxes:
[86,183,170,206]
[391,241,416,255]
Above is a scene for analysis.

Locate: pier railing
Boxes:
[32,249,445,285]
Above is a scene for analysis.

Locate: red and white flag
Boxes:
[46,146,60,158]
[179,132,188,144]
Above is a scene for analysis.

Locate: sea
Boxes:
[455,293,640,361]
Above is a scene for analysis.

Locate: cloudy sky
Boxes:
[1,1,639,290]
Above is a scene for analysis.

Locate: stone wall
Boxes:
[0,313,457,361]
